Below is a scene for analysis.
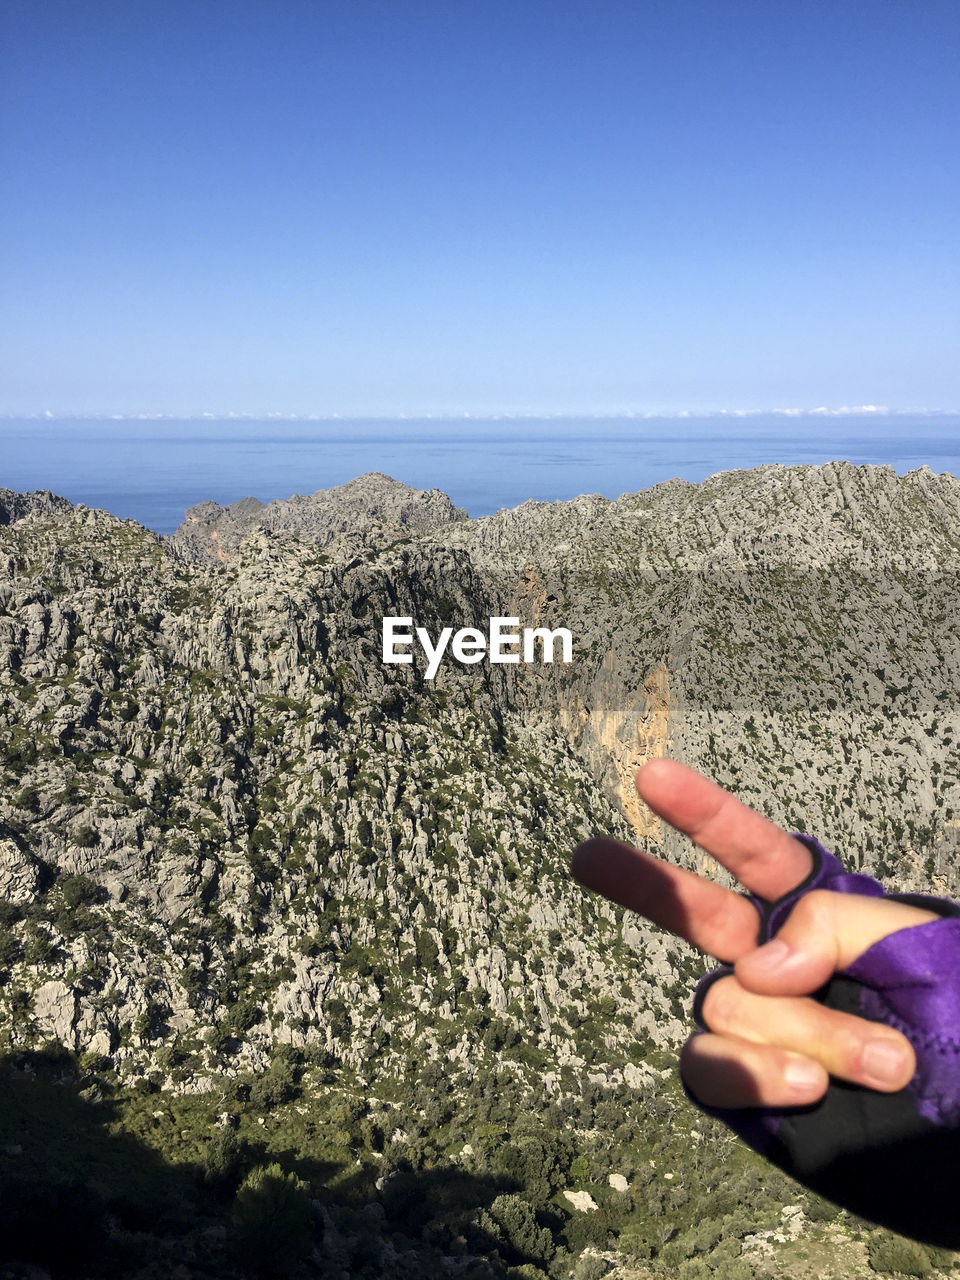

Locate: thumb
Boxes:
[734,891,940,997]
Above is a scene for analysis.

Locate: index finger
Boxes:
[571,834,762,961]
[637,759,812,901]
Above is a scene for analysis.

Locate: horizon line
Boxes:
[3,405,959,424]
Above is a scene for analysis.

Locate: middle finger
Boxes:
[637,760,814,901]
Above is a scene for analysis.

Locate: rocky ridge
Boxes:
[1,464,959,1278]
[0,486,74,526]
[173,471,468,563]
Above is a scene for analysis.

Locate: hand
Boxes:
[571,759,938,1108]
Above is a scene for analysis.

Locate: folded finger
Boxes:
[701,974,916,1091]
[681,1032,829,1108]
[636,759,812,900]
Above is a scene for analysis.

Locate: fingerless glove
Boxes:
[691,835,960,1246]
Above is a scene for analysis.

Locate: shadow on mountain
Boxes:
[0,1047,540,1279]
[0,1046,203,1276]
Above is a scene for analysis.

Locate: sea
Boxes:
[2,414,959,537]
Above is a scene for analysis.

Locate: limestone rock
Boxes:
[563,1189,598,1212]
[1,461,959,1097]
[0,839,41,903]
[32,979,76,1043]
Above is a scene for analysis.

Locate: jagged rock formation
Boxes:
[173,471,468,563]
[2,464,960,1278]
[0,487,74,525]
[459,464,960,886]
[0,496,688,1096]
[3,463,958,1085]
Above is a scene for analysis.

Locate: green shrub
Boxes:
[867,1230,932,1276]
[618,1226,652,1260]
[487,1193,555,1265]
[248,1058,298,1110]
[922,1243,958,1269]
[58,873,100,908]
[0,923,22,969]
[563,1209,610,1256]
[416,930,439,968]
[231,1163,313,1278]
[0,901,23,929]
[201,1127,246,1193]
[14,785,40,812]
[571,1255,607,1280]
[804,1193,839,1223]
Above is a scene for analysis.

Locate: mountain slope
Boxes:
[1,464,959,1278]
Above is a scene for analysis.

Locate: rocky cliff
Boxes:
[173,471,469,564]
[1,464,959,1279]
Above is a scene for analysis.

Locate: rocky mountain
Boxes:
[173,471,468,563]
[0,486,74,526]
[1,464,959,1279]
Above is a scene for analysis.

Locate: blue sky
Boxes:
[1,0,957,418]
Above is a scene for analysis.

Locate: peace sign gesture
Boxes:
[572,760,934,1108]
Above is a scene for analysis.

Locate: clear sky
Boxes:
[1,0,958,418]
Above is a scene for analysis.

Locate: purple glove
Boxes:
[691,834,960,1246]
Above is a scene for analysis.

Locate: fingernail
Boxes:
[784,1057,824,1095]
[749,939,792,972]
[862,1040,911,1088]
